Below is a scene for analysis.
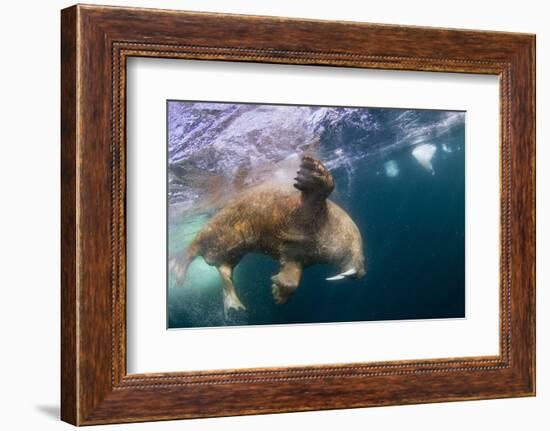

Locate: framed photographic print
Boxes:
[61,4,536,425]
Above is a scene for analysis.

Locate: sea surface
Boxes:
[167,101,465,329]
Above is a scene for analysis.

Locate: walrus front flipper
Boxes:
[294,155,334,201]
[271,261,303,305]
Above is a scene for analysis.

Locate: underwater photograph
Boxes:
[167,100,465,329]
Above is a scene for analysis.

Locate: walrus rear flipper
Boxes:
[168,244,200,287]
[293,155,334,201]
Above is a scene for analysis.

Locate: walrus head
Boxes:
[291,154,366,283]
[323,204,366,282]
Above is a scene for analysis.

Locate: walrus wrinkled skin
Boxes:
[170,155,366,314]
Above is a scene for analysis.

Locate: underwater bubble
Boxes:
[412,144,437,174]
[442,143,452,153]
[383,160,399,177]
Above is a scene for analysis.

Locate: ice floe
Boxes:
[412,144,437,174]
[384,160,399,177]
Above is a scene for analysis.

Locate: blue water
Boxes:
[167,103,465,329]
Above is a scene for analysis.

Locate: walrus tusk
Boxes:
[326,268,357,281]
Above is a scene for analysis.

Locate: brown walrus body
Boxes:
[171,156,366,314]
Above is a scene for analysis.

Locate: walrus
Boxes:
[170,155,366,314]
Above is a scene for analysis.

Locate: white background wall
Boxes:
[0,0,546,429]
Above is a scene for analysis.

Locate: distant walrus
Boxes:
[170,155,366,314]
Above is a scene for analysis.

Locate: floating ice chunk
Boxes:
[412,144,437,174]
[442,143,452,153]
[384,160,399,177]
